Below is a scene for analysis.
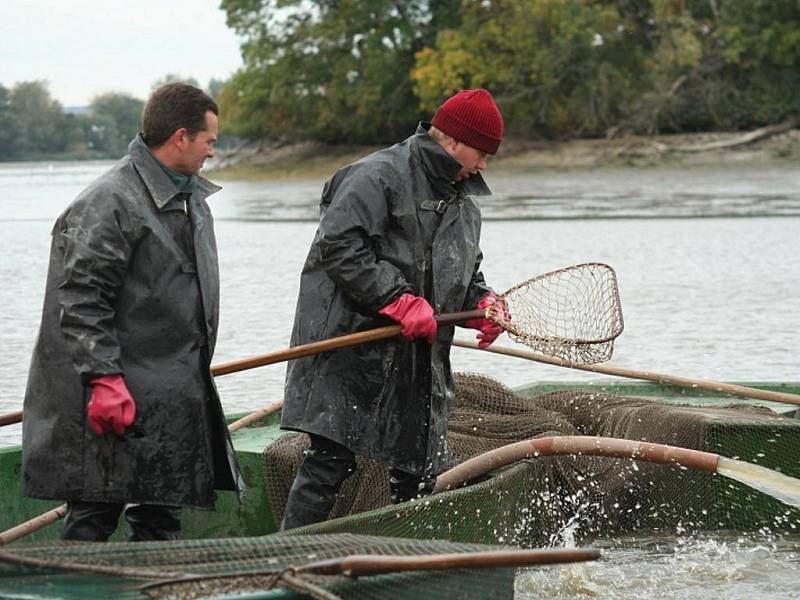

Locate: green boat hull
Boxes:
[1,380,799,599]
[2,380,798,544]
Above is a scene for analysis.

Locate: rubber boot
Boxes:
[62,501,124,541]
[124,504,182,541]
[389,468,436,504]
[281,434,357,530]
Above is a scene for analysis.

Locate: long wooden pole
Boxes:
[210,310,480,376]
[0,505,67,546]
[298,547,600,576]
[453,339,800,407]
[0,311,484,427]
[139,547,600,593]
[0,411,22,427]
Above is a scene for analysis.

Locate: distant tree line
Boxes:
[6,1,798,160]
[0,76,225,162]
[0,81,144,161]
[218,0,800,144]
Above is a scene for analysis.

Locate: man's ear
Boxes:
[170,127,190,151]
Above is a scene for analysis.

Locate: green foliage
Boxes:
[717,0,800,67]
[5,1,800,158]
[632,0,800,132]
[9,81,79,155]
[0,82,145,161]
[0,84,23,160]
[88,93,145,157]
[219,0,453,143]
[208,78,228,100]
[413,0,649,137]
[220,0,800,142]
[82,112,120,156]
[0,74,235,162]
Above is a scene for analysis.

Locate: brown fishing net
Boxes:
[2,375,798,600]
[265,373,581,522]
[0,533,519,600]
[270,373,800,546]
[492,263,624,364]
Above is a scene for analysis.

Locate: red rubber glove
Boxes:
[379,293,438,343]
[465,292,510,348]
[87,374,136,436]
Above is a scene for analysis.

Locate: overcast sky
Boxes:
[1,0,244,107]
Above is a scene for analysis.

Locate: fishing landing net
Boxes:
[269,374,800,547]
[0,533,518,600]
[492,262,624,364]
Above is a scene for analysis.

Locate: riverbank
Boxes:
[206,126,800,181]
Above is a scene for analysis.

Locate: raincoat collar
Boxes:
[412,122,492,198]
[128,134,221,209]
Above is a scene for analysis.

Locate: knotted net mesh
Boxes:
[0,533,518,600]
[2,375,799,600]
[271,373,800,546]
[492,263,624,364]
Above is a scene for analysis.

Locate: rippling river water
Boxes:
[1,159,799,597]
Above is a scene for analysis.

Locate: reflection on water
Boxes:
[2,160,799,223]
[485,166,800,219]
[516,532,800,599]
[212,163,800,221]
[217,166,800,220]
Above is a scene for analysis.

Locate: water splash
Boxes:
[717,457,800,510]
[515,532,800,600]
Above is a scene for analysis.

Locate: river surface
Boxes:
[1,159,799,598]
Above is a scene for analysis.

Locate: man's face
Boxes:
[449,141,488,181]
[178,110,218,175]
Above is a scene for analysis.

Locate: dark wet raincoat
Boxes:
[22,136,245,509]
[282,124,493,475]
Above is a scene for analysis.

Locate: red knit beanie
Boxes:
[431,89,504,155]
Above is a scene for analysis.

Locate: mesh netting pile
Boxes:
[3,374,799,599]
[0,533,518,599]
[273,373,800,545]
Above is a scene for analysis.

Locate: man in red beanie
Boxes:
[280,89,508,529]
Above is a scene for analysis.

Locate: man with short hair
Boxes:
[280,88,507,529]
[22,82,244,541]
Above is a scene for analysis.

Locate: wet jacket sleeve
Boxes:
[317,168,412,312]
[56,198,134,381]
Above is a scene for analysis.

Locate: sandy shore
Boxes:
[206,128,800,181]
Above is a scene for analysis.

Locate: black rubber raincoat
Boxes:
[282,124,493,475]
[22,136,245,509]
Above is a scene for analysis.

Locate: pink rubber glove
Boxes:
[465,292,510,348]
[379,293,438,343]
[87,374,136,436]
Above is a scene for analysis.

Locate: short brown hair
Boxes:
[142,83,218,148]
[427,125,454,145]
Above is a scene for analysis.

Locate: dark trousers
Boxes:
[62,501,182,542]
[280,434,437,531]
